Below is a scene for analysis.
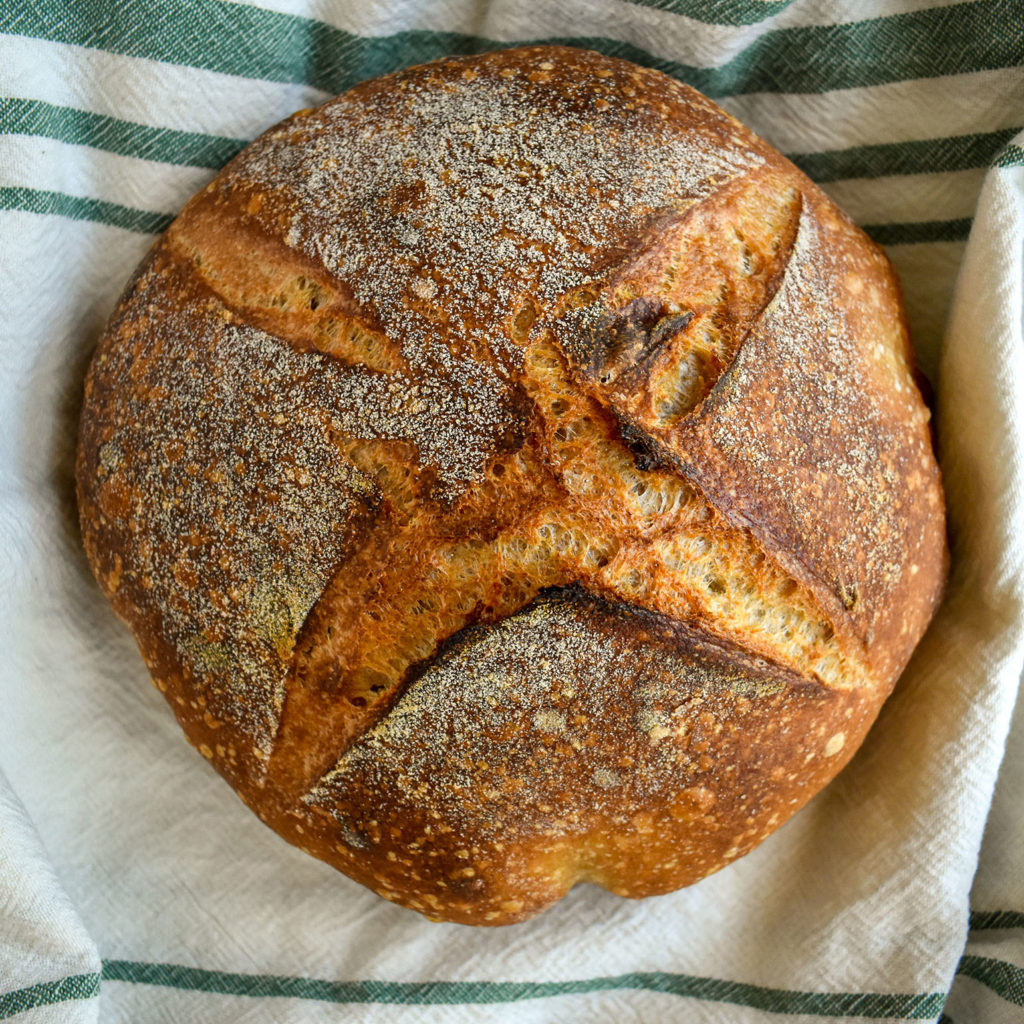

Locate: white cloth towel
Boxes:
[1,2,1022,1020]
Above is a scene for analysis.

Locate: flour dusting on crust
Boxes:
[310,591,805,834]
[230,49,762,380]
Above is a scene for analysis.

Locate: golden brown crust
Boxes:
[76,45,947,925]
[555,180,946,684]
[301,588,868,925]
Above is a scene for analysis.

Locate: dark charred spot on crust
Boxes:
[589,299,695,385]
[494,382,533,454]
[614,415,675,473]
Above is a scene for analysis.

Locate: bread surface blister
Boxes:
[76,46,947,925]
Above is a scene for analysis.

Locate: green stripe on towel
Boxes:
[0,974,100,1021]
[0,186,174,233]
[789,129,1022,184]
[4,943,1023,1016]
[970,909,1024,930]
[956,956,1024,1007]
[993,144,1024,169]
[100,959,946,1017]
[0,97,247,168]
[2,0,1021,99]
[863,218,972,247]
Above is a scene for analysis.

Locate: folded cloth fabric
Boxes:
[1,2,1022,1021]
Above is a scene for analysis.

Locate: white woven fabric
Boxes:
[1,2,1022,1021]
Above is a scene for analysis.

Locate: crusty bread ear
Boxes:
[76,45,946,925]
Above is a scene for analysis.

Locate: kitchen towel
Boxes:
[1,1,1022,1020]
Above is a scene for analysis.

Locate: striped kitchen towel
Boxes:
[1,1,1022,1021]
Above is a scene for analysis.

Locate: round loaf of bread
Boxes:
[77,45,947,925]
